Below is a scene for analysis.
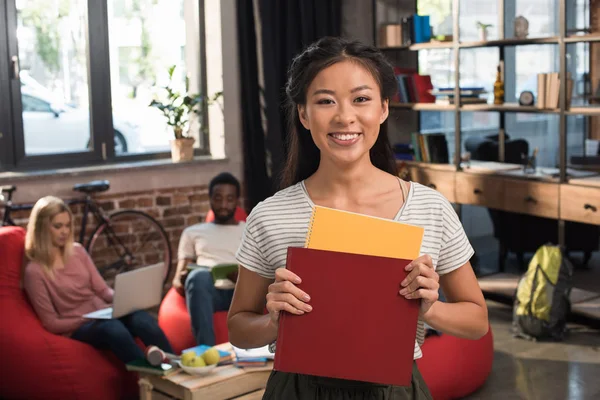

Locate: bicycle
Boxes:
[1,180,172,287]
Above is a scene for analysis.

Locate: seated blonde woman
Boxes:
[23,196,173,364]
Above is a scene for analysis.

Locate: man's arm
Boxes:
[172,258,195,296]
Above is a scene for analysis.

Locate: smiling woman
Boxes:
[228,37,488,400]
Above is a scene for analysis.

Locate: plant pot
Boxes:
[479,28,488,41]
[170,138,195,163]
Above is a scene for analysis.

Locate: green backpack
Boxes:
[512,245,573,341]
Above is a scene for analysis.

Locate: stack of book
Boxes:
[393,68,435,103]
[378,15,432,47]
[410,132,449,163]
[232,345,274,367]
[274,206,424,386]
[536,72,573,109]
[430,87,488,104]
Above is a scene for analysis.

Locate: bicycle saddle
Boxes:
[0,185,16,194]
[73,180,110,194]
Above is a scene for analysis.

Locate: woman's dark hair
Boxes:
[280,36,398,189]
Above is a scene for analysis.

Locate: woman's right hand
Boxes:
[266,267,312,324]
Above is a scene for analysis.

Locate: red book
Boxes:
[274,247,420,386]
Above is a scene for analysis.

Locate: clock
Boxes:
[519,91,535,106]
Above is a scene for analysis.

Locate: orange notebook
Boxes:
[275,247,420,386]
[305,205,424,260]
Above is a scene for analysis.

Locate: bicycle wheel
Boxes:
[86,210,172,288]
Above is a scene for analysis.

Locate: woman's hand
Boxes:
[266,268,312,325]
[399,255,439,316]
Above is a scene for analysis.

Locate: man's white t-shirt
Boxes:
[178,222,246,267]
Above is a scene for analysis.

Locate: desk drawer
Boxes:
[503,180,559,219]
[408,167,455,202]
[455,173,504,209]
[560,185,600,225]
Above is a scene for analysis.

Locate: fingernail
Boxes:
[295,278,302,284]
[298,310,305,314]
[405,294,411,299]
[405,264,412,271]
[399,288,407,296]
[303,294,311,301]
[401,279,407,287]
[306,305,312,311]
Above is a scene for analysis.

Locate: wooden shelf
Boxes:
[379,41,454,51]
[399,160,456,171]
[459,36,559,49]
[389,102,455,111]
[564,34,600,44]
[391,102,563,114]
[565,106,600,116]
[461,103,559,113]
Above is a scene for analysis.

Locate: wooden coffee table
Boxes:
[138,343,272,400]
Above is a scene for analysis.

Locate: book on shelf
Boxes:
[392,67,435,103]
[410,132,449,164]
[536,72,572,109]
[378,14,432,47]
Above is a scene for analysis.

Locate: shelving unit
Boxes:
[373,0,600,251]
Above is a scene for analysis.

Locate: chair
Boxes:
[157,206,248,354]
[417,325,494,400]
[0,226,137,400]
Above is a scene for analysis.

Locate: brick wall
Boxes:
[6,184,218,288]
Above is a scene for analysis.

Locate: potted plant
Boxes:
[149,65,212,162]
[476,22,493,42]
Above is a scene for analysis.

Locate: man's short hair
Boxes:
[209,172,241,198]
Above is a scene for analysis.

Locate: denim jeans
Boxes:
[185,268,234,346]
[71,310,173,364]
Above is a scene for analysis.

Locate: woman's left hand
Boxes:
[399,255,439,316]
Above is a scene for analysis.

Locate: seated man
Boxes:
[172,172,246,346]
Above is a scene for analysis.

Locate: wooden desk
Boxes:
[138,343,272,400]
[400,161,600,226]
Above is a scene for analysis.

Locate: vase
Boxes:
[170,137,195,163]
[479,28,488,42]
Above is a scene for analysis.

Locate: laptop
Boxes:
[83,262,164,319]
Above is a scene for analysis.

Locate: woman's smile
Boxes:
[327,131,362,146]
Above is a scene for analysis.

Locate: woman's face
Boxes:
[49,211,71,248]
[298,60,388,168]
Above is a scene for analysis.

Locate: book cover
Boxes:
[305,205,424,261]
[275,247,420,386]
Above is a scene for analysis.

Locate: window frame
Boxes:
[0,0,210,172]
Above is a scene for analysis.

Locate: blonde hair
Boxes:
[25,196,75,277]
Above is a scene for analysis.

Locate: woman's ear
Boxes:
[380,99,389,124]
[298,104,310,130]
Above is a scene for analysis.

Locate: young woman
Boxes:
[23,196,173,364]
[227,37,488,399]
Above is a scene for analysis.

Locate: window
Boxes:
[0,0,214,171]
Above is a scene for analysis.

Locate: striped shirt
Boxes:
[236,180,474,359]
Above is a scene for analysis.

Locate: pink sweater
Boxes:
[23,244,114,336]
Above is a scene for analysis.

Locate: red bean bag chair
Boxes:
[417,325,494,400]
[158,206,247,354]
[0,226,138,400]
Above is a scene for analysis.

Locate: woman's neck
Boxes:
[307,155,383,198]
[51,246,64,268]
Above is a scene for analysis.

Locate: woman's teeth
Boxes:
[330,133,359,141]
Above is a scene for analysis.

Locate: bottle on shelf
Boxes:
[494,61,505,105]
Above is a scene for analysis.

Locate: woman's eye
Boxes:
[355,96,370,103]
[317,99,334,105]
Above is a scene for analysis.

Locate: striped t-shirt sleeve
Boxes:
[436,199,474,275]
[235,207,275,279]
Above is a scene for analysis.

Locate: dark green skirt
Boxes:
[262,362,433,400]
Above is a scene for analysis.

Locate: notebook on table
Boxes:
[274,247,420,386]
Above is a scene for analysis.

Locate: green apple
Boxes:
[180,351,196,366]
[190,356,206,367]
[202,348,220,366]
